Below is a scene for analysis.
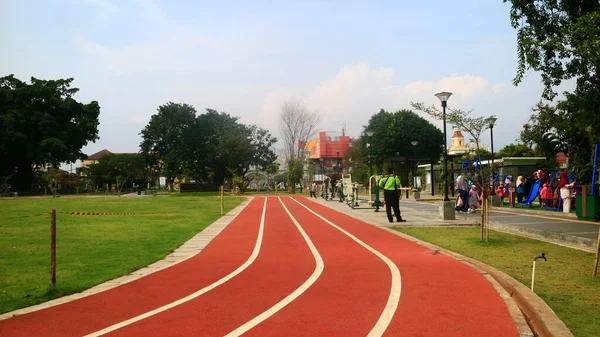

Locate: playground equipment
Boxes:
[518,180,542,207]
[370,175,382,212]
[543,171,577,211]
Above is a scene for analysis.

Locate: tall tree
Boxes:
[410,102,491,152]
[86,154,146,195]
[140,102,198,190]
[503,0,600,100]
[496,142,539,158]
[363,109,444,187]
[196,109,241,184]
[0,75,100,189]
[364,109,443,166]
[279,100,322,193]
[504,1,600,183]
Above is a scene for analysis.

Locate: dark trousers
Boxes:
[310,191,316,198]
[456,189,469,212]
[384,190,401,222]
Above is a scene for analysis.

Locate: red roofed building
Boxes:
[556,152,568,169]
[303,131,351,180]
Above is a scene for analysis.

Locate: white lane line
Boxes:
[291,197,401,337]
[224,197,324,337]
[84,198,268,337]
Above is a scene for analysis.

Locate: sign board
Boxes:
[159,177,167,187]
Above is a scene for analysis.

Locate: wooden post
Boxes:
[275,183,278,195]
[220,185,224,216]
[593,230,600,278]
[50,209,56,287]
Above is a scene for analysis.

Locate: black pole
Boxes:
[490,125,496,195]
[451,159,455,197]
[431,161,435,196]
[442,103,450,201]
[405,161,409,199]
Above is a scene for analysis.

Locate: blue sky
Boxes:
[1,0,574,168]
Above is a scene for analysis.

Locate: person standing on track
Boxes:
[379,168,406,223]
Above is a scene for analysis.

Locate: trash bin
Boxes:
[137,190,141,195]
[576,195,600,220]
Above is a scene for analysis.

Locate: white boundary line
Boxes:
[0,197,252,321]
[224,197,324,337]
[84,198,269,337]
[291,197,401,337]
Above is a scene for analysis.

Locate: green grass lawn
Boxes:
[0,196,242,314]
[394,227,600,337]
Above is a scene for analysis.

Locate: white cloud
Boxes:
[257,62,540,147]
[491,82,511,94]
[87,0,120,13]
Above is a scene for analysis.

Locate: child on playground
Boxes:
[468,185,480,213]
[539,183,552,208]
[495,183,505,201]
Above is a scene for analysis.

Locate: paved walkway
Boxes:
[0,196,524,337]
[395,199,599,251]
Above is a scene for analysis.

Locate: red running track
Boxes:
[0,196,520,337]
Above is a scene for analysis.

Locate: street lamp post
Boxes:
[486,116,498,195]
[319,158,325,198]
[411,140,419,194]
[336,148,343,202]
[435,91,452,202]
[366,131,374,178]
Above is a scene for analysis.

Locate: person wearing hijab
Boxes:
[455,173,469,213]
[506,176,516,207]
[557,172,576,213]
[516,176,525,203]
[468,185,481,213]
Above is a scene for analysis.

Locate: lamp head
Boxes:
[435,92,452,106]
[366,131,374,137]
[410,140,419,146]
[486,116,498,128]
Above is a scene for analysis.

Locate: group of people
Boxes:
[455,168,577,214]
[454,174,483,214]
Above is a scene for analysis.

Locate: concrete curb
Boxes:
[491,206,577,219]
[384,228,573,337]
[489,221,596,252]
[0,197,253,320]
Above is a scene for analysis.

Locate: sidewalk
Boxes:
[313,196,599,252]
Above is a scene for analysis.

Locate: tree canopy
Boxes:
[140,103,277,191]
[504,1,600,183]
[363,109,444,168]
[496,142,538,158]
[140,102,198,189]
[0,75,100,189]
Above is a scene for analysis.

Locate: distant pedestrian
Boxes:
[516,176,525,203]
[379,168,405,223]
[455,173,469,213]
[310,182,317,198]
[557,172,576,213]
[506,176,516,207]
